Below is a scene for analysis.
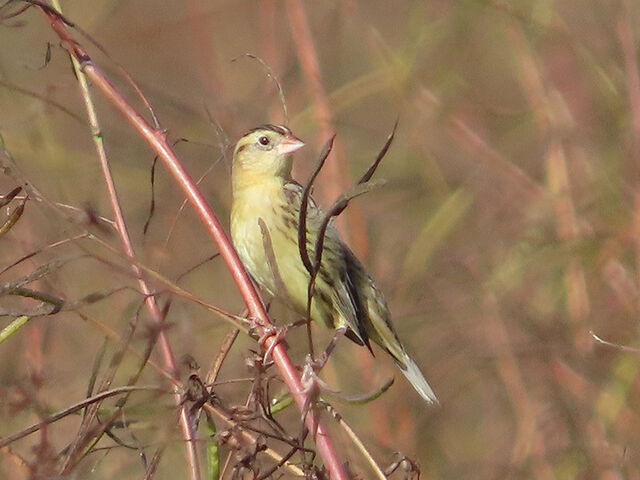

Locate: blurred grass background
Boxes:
[2,0,640,478]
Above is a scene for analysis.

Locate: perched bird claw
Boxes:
[310,325,348,372]
[257,324,289,365]
[301,354,334,392]
[299,355,336,438]
[304,352,332,374]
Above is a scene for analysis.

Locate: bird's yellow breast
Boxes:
[231,177,300,297]
[231,175,337,328]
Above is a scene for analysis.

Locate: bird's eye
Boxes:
[258,136,270,146]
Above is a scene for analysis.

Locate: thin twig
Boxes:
[0,201,24,236]
[0,258,77,295]
[255,446,299,480]
[326,403,387,480]
[310,180,386,288]
[298,135,336,275]
[86,236,248,330]
[307,122,394,282]
[0,233,89,277]
[0,79,85,123]
[299,128,391,360]
[357,119,397,185]
[0,385,165,448]
[206,328,240,386]
[0,316,30,344]
[0,186,22,207]
[298,136,337,358]
[590,330,640,354]
[258,218,295,307]
[143,447,165,480]
[158,151,226,271]
[232,53,289,125]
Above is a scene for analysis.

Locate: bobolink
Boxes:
[230,124,437,404]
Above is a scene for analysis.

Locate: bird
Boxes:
[230,124,438,404]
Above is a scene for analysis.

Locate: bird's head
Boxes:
[232,125,305,181]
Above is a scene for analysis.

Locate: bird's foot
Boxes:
[308,326,348,372]
[300,355,335,393]
[256,323,289,365]
[299,354,336,438]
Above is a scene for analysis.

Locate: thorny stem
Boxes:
[36,5,349,479]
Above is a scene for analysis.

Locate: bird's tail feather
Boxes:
[396,352,439,404]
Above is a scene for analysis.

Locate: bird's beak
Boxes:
[276,135,305,155]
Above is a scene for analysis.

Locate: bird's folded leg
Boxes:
[308,326,348,372]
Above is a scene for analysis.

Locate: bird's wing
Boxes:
[341,254,373,350]
[283,181,369,346]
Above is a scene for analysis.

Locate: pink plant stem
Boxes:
[40,9,348,480]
